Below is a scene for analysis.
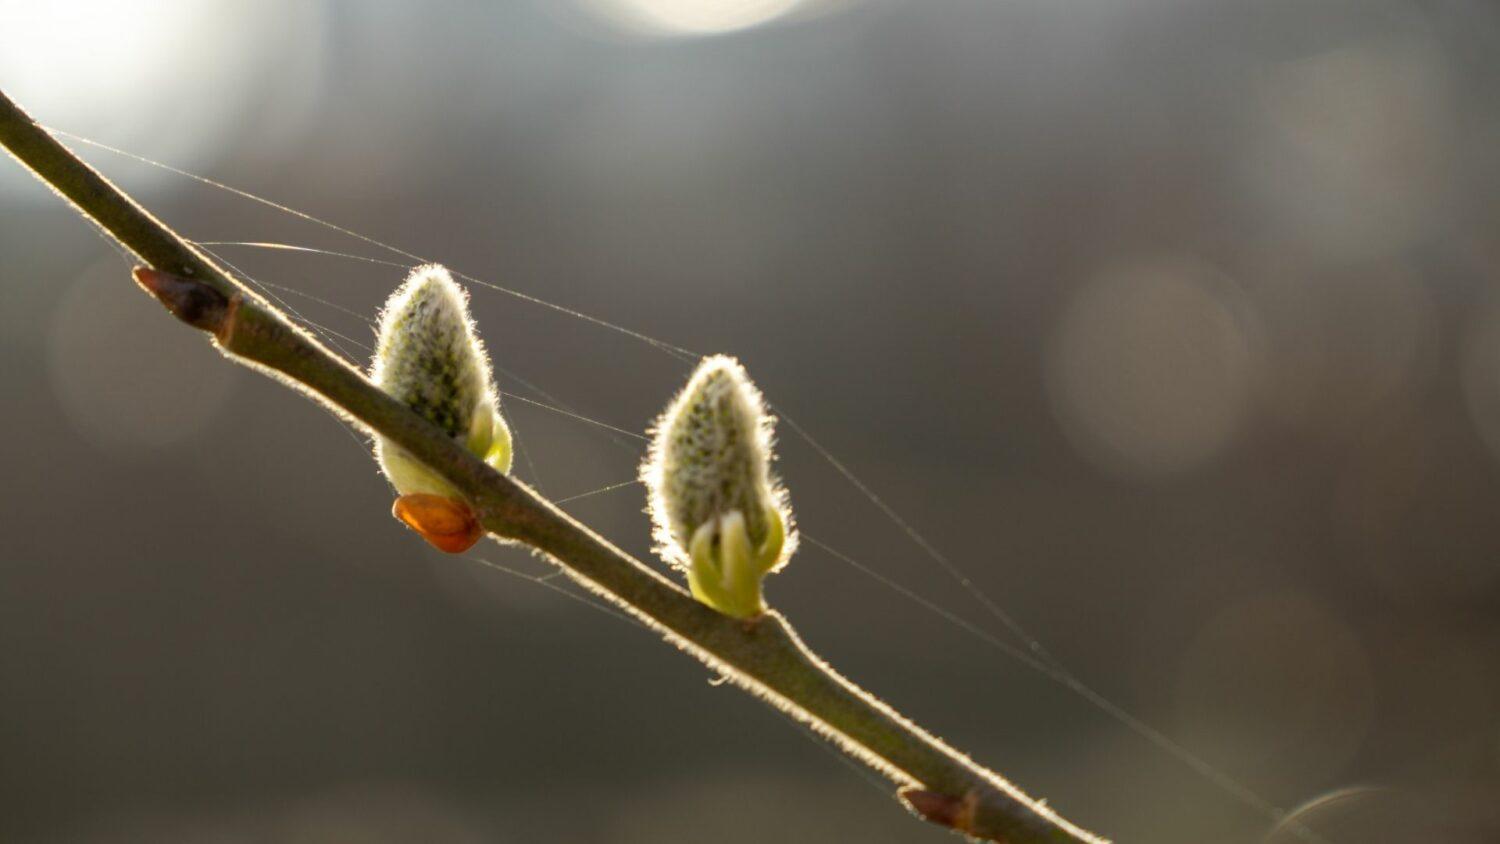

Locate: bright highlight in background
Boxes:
[0,1,212,128]
[0,0,323,177]
[583,0,804,36]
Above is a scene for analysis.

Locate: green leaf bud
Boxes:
[369,264,511,497]
[643,355,795,618]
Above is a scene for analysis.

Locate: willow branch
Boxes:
[0,88,1103,844]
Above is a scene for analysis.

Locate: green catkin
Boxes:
[643,356,796,618]
[370,264,512,496]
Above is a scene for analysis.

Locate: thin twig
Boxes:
[0,88,1102,844]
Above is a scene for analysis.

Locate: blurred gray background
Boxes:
[1,1,1498,841]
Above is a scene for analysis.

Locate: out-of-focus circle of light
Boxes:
[0,2,196,111]
[1173,593,1374,789]
[1046,258,1261,480]
[581,0,804,37]
[0,0,323,179]
[1249,38,1451,259]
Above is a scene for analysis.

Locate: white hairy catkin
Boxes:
[642,355,796,573]
[370,264,511,496]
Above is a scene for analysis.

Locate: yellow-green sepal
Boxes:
[466,399,512,475]
[687,519,740,616]
[379,403,511,499]
[684,506,786,619]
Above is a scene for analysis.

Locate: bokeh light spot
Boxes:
[580,0,805,37]
[1174,593,1373,788]
[1249,38,1451,257]
[1046,258,1260,480]
[0,0,326,179]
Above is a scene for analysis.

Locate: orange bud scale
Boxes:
[392,493,483,553]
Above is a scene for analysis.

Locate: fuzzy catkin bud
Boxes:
[643,355,795,618]
[370,264,511,497]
